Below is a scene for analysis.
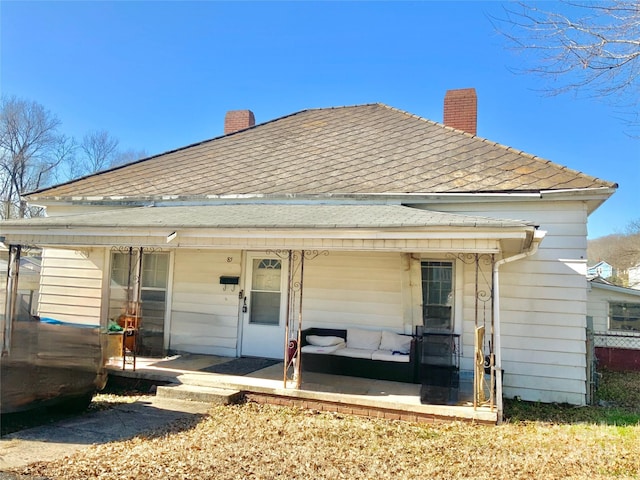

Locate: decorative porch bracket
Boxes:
[268,249,329,389]
[446,252,496,410]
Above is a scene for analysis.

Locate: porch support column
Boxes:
[295,251,306,389]
[2,245,21,355]
[274,249,328,389]
[283,250,294,386]
[401,254,422,334]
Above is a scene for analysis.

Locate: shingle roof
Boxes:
[28,104,616,200]
[0,205,536,229]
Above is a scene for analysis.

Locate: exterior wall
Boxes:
[20,197,599,404]
[588,283,640,346]
[169,250,480,374]
[429,200,590,405]
[301,251,404,331]
[169,249,242,356]
[587,284,640,333]
[629,266,640,290]
[37,248,104,326]
[587,283,640,370]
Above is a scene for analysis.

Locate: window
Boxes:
[108,251,169,356]
[421,261,453,331]
[609,302,640,332]
[249,258,282,325]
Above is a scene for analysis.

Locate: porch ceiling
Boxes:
[0,204,538,253]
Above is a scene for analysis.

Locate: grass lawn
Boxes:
[14,371,640,480]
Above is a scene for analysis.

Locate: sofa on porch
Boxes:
[300,327,421,383]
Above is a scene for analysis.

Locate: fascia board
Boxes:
[591,281,640,298]
[0,225,533,242]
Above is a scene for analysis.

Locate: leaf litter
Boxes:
[14,401,640,480]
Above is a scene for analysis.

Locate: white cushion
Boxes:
[301,344,345,354]
[346,328,382,350]
[306,335,345,347]
[379,331,412,354]
[371,350,410,363]
[333,347,375,360]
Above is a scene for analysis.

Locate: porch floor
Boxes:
[106,354,498,424]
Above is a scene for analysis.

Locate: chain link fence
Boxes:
[594,331,640,350]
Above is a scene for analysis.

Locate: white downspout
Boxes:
[493,230,545,423]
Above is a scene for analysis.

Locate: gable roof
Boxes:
[27,104,616,201]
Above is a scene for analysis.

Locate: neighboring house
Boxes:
[588,277,640,371]
[0,88,617,410]
[0,252,41,320]
[628,264,640,290]
[587,261,614,279]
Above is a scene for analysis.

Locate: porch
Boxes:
[106,353,498,424]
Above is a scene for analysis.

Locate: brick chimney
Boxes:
[443,88,477,135]
[224,110,255,135]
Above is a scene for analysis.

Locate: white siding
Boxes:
[169,249,242,356]
[431,200,590,404]
[33,197,600,405]
[301,251,404,331]
[587,284,640,350]
[37,248,104,326]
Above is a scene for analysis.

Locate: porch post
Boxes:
[295,250,305,389]
[2,245,21,355]
[275,248,328,389]
[283,250,293,386]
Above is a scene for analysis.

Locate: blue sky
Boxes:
[2,1,638,239]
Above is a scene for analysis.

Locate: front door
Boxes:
[241,254,287,359]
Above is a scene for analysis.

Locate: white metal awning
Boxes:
[0,204,540,254]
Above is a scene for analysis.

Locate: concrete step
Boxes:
[156,384,244,405]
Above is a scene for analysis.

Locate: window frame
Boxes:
[608,301,640,333]
[420,259,455,333]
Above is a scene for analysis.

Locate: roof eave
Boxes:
[590,280,640,297]
[25,187,615,208]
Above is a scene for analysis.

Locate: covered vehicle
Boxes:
[1,245,108,413]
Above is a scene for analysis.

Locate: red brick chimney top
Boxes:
[224,110,255,135]
[443,88,477,135]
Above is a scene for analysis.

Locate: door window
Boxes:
[249,258,282,326]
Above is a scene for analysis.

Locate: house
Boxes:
[628,264,640,290]
[587,260,614,279]
[588,277,640,371]
[0,89,617,413]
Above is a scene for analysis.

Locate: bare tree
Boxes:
[589,217,640,286]
[626,218,640,235]
[111,148,148,168]
[77,129,119,176]
[68,132,146,178]
[495,1,640,126]
[0,96,75,219]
